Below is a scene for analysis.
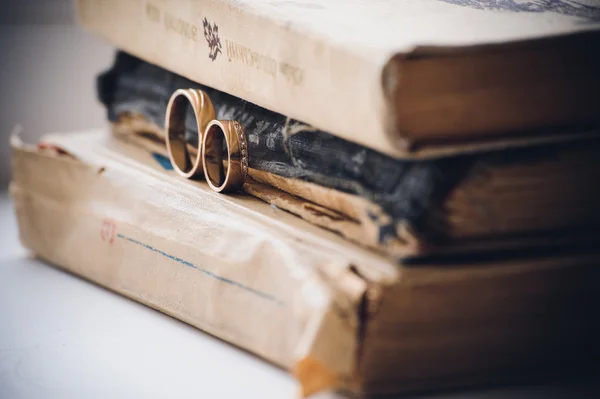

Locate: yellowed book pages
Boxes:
[11,129,600,396]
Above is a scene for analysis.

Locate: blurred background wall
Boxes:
[0,0,115,187]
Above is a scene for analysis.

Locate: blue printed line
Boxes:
[151,152,174,171]
[117,233,284,306]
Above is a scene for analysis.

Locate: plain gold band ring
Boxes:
[165,89,216,178]
[202,120,248,193]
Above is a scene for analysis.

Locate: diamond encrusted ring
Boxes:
[202,119,248,193]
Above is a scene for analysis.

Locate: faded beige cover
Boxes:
[11,129,397,395]
[11,129,600,396]
[75,0,600,157]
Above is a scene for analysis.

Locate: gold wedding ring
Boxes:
[165,89,249,193]
[165,89,216,178]
[202,120,248,193]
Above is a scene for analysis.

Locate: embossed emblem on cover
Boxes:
[203,18,222,61]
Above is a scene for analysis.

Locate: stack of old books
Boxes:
[11,0,600,397]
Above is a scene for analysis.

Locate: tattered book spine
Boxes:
[112,122,420,258]
[100,52,466,257]
[101,52,600,259]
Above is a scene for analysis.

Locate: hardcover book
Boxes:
[76,0,600,156]
[100,52,600,259]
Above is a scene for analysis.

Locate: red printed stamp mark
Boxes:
[101,219,116,244]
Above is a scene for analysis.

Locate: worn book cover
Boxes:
[76,0,600,155]
[11,129,600,396]
[99,52,600,259]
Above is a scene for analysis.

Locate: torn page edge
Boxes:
[111,121,419,258]
[11,132,79,164]
[293,262,368,397]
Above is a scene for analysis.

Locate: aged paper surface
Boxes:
[76,0,600,157]
[12,129,600,396]
[10,130,396,395]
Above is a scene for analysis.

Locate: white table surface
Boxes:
[1,193,598,399]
